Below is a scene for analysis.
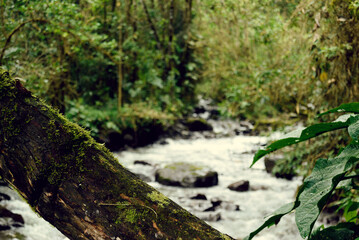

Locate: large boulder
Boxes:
[155,162,218,187]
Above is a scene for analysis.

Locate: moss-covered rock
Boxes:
[155,162,218,187]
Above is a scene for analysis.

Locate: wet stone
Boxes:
[0,193,10,202]
[155,162,218,188]
[0,206,24,231]
[134,160,152,166]
[195,212,221,222]
[264,155,283,173]
[228,180,250,192]
[135,173,152,182]
[190,194,207,200]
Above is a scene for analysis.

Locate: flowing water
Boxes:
[115,135,302,240]
[0,133,303,240]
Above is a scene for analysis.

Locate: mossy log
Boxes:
[0,69,234,240]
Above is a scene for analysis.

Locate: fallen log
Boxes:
[0,69,234,240]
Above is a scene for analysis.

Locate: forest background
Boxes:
[1,0,359,233]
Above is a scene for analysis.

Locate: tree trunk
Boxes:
[117,6,124,111]
[0,69,233,240]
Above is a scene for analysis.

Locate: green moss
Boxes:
[114,201,155,230]
[47,162,68,185]
[0,101,21,139]
[221,234,233,240]
[147,191,170,208]
[124,208,138,224]
[0,69,16,99]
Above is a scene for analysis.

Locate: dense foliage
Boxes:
[1,0,197,118]
[3,0,359,127]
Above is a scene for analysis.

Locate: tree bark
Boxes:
[0,69,233,240]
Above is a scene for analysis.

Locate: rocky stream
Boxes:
[0,101,310,240]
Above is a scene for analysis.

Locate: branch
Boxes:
[0,18,48,66]
[343,174,359,180]
[140,0,163,51]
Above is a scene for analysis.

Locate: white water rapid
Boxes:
[0,134,303,240]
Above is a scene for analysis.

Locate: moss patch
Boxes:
[147,191,170,208]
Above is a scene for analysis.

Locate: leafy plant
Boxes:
[245,103,359,240]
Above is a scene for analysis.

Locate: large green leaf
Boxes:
[243,202,299,240]
[295,153,357,238]
[251,115,359,167]
[317,102,359,118]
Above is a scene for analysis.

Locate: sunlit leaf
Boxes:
[251,114,359,167]
[150,77,163,89]
[343,202,359,223]
[317,102,359,117]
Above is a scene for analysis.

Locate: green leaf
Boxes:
[343,202,359,222]
[251,115,358,167]
[310,223,355,240]
[348,119,359,140]
[247,144,359,239]
[317,102,359,118]
[243,202,299,240]
[150,77,163,88]
[295,154,356,238]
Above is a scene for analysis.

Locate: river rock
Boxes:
[134,160,152,166]
[0,206,24,230]
[228,180,250,192]
[203,198,240,212]
[155,162,218,188]
[195,212,221,222]
[190,194,207,200]
[0,193,10,202]
[135,173,152,182]
[264,155,283,173]
[184,118,213,132]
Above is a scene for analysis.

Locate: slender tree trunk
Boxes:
[126,0,139,84]
[167,0,176,100]
[141,0,163,51]
[0,0,6,37]
[112,0,117,12]
[117,27,123,111]
[0,69,234,240]
[103,0,108,32]
[117,3,124,111]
